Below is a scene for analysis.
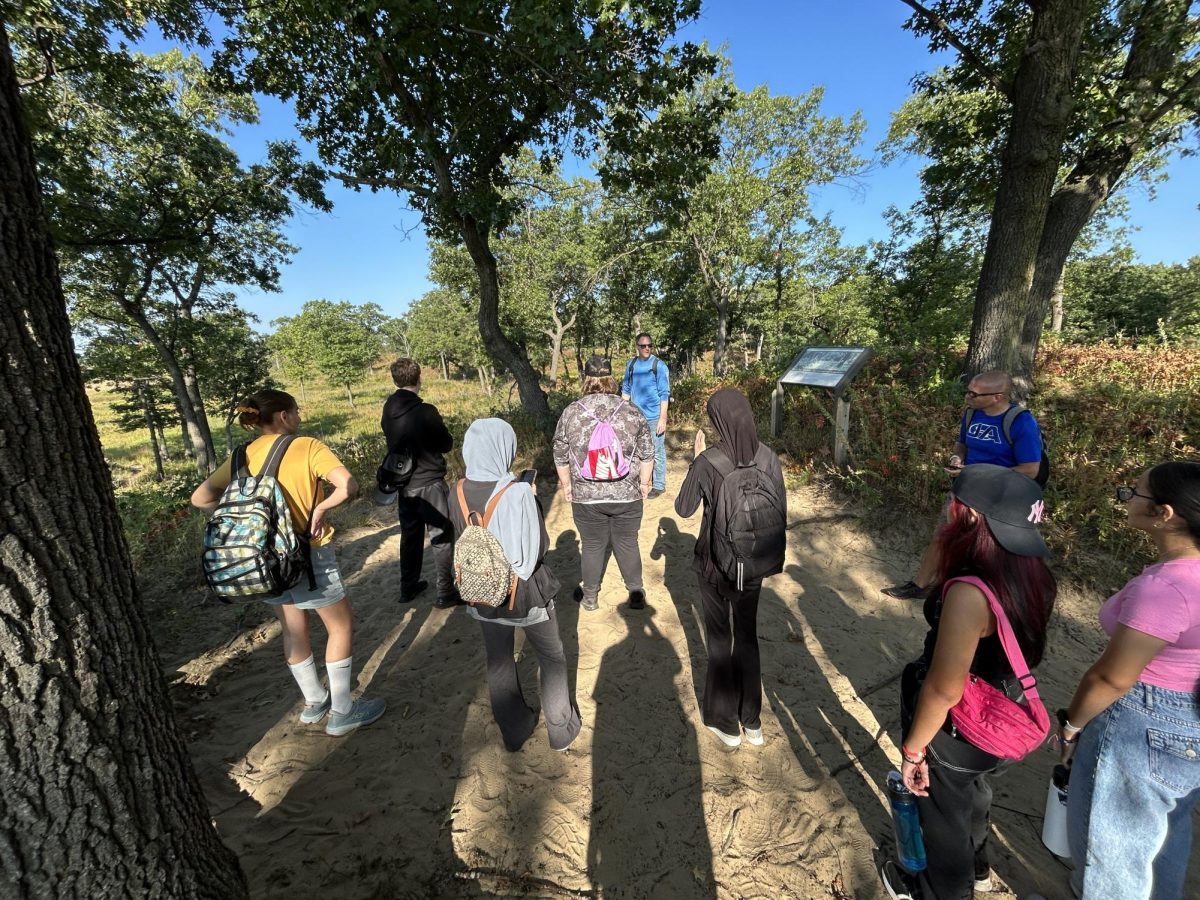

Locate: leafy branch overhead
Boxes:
[217,0,728,427]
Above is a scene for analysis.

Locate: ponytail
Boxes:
[237,389,296,431]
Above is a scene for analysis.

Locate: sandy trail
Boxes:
[167,454,1197,899]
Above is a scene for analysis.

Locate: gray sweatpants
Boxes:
[479,607,582,752]
[571,500,644,599]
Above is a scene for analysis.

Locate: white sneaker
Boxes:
[881,860,918,900]
[707,725,741,747]
[743,726,764,746]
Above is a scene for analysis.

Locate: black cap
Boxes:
[584,354,612,377]
[372,462,400,505]
[951,464,1049,557]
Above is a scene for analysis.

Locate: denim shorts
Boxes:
[262,544,346,610]
[1067,681,1200,900]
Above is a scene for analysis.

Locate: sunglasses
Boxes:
[1116,485,1155,503]
[965,389,1002,399]
[637,343,652,349]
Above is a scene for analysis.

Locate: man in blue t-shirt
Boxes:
[882,370,1044,600]
[621,332,670,497]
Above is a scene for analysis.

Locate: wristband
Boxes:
[901,743,926,764]
[1055,729,1079,746]
[1063,718,1082,734]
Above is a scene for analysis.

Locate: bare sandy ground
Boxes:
[165,455,1199,899]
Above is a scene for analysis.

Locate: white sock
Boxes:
[326,656,353,715]
[287,655,328,705]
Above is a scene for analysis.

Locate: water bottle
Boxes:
[1041,764,1072,859]
[887,770,928,872]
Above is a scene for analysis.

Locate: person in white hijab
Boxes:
[453,418,582,752]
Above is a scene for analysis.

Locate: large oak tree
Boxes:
[0,11,246,896]
[898,0,1200,389]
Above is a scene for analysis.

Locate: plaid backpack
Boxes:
[452,480,518,609]
[577,399,630,481]
[201,435,315,600]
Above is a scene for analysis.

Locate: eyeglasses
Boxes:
[637,343,652,349]
[965,389,1002,399]
[1116,485,1154,503]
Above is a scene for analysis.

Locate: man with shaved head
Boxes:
[882,370,1045,600]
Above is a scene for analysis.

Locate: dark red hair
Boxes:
[933,497,1057,666]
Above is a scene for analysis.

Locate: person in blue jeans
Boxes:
[621,332,670,497]
[1058,462,1200,900]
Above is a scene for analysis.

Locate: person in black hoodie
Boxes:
[382,358,460,607]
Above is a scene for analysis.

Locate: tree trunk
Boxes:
[440,350,448,381]
[297,377,307,405]
[1015,0,1191,385]
[224,418,235,456]
[180,367,216,470]
[544,306,576,386]
[1051,273,1065,334]
[0,29,247,898]
[119,305,215,475]
[712,296,730,376]
[140,386,165,482]
[962,0,1089,384]
[756,331,764,363]
[155,421,171,461]
[344,382,356,408]
[460,216,553,430]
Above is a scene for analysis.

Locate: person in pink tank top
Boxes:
[1058,461,1200,900]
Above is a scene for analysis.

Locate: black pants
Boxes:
[398,480,454,598]
[479,608,582,752]
[900,664,1005,900]
[571,501,643,598]
[698,577,762,734]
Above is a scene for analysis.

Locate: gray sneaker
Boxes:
[325,696,386,736]
[299,693,331,724]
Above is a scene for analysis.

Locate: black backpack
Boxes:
[708,444,787,589]
[962,405,1050,488]
[624,356,659,386]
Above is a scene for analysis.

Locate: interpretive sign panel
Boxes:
[778,347,872,394]
[771,346,873,467]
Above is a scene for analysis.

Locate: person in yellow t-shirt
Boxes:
[191,388,385,737]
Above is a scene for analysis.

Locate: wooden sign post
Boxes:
[770,346,873,468]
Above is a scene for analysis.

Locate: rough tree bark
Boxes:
[962,0,1089,388]
[0,26,247,898]
[1015,0,1196,384]
[461,216,553,429]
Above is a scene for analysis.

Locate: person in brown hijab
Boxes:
[675,388,787,748]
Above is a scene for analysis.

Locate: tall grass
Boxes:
[92,343,1198,600]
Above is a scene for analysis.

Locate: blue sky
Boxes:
[171,0,1199,326]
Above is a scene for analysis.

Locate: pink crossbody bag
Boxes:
[945,576,1051,760]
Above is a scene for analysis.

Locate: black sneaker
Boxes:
[881,860,920,899]
[433,590,463,609]
[627,589,646,610]
[400,579,429,603]
[881,580,929,601]
[647,488,664,499]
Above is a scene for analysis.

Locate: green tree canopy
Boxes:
[218,0,726,429]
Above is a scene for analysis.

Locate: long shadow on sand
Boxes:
[588,607,716,898]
